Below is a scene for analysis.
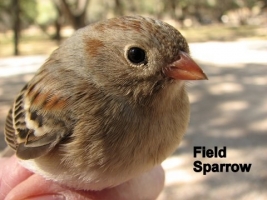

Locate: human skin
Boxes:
[0,156,165,200]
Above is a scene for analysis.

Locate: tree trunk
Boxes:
[61,0,89,30]
[114,0,124,16]
[263,0,267,9]
[52,0,63,41]
[54,20,61,41]
[164,0,177,19]
[12,0,20,56]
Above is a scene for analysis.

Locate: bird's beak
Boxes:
[163,51,208,80]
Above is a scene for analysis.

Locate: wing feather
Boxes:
[4,67,74,160]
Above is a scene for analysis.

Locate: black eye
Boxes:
[127,47,146,64]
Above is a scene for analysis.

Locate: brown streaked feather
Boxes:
[4,108,16,150]
[4,80,73,160]
[5,84,29,150]
[17,143,52,160]
[16,130,64,160]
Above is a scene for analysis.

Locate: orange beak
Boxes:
[163,51,208,80]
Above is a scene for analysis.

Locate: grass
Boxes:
[0,24,266,57]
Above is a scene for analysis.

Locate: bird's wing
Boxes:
[5,108,16,150]
[4,81,73,160]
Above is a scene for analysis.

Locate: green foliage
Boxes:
[0,0,11,27]
[0,0,38,29]
[20,0,38,24]
[36,1,57,25]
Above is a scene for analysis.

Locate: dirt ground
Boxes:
[0,40,266,200]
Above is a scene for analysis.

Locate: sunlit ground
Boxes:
[0,39,266,199]
[159,40,267,199]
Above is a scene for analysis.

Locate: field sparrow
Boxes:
[4,15,207,190]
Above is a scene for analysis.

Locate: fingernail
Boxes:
[25,194,65,200]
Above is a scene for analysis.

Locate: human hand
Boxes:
[0,155,165,200]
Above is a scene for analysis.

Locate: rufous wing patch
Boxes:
[44,95,68,110]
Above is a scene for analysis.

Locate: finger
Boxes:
[5,165,164,200]
[0,155,33,199]
[5,174,90,200]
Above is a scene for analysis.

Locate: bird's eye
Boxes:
[127,47,147,65]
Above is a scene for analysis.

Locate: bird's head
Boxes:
[60,16,207,105]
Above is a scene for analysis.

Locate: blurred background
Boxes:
[0,0,267,56]
[0,0,266,199]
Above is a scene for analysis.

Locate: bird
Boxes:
[4,15,207,190]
